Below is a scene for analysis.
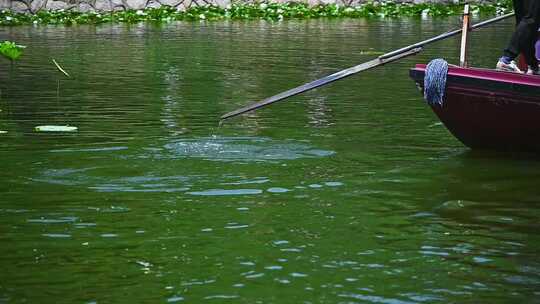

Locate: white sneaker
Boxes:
[526,65,539,75]
[496,60,523,73]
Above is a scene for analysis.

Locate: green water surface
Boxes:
[1,18,539,303]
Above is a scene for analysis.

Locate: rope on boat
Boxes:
[424,58,448,106]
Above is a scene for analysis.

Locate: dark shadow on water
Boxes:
[421,148,540,237]
[462,149,540,162]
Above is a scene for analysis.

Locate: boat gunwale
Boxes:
[412,64,540,88]
[410,65,540,99]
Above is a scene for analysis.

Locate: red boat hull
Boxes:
[410,65,540,152]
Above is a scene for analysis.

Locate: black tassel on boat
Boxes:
[424,58,449,106]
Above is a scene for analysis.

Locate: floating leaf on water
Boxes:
[35,125,78,132]
[0,41,25,61]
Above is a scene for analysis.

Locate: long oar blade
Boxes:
[221,47,422,120]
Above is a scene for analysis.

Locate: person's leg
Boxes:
[499,0,540,72]
[502,0,525,61]
[520,0,540,69]
[498,0,524,72]
[514,0,524,25]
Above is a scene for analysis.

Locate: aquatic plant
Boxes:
[0,1,513,26]
[0,41,25,61]
[0,40,25,120]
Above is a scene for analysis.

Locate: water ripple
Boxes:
[164,137,335,161]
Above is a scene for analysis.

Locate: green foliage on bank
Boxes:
[0,1,513,25]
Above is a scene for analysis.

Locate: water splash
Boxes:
[164,137,334,161]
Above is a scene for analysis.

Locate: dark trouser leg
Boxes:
[513,0,524,25]
[503,0,540,66]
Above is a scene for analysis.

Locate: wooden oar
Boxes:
[221,12,515,120]
[221,47,421,120]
